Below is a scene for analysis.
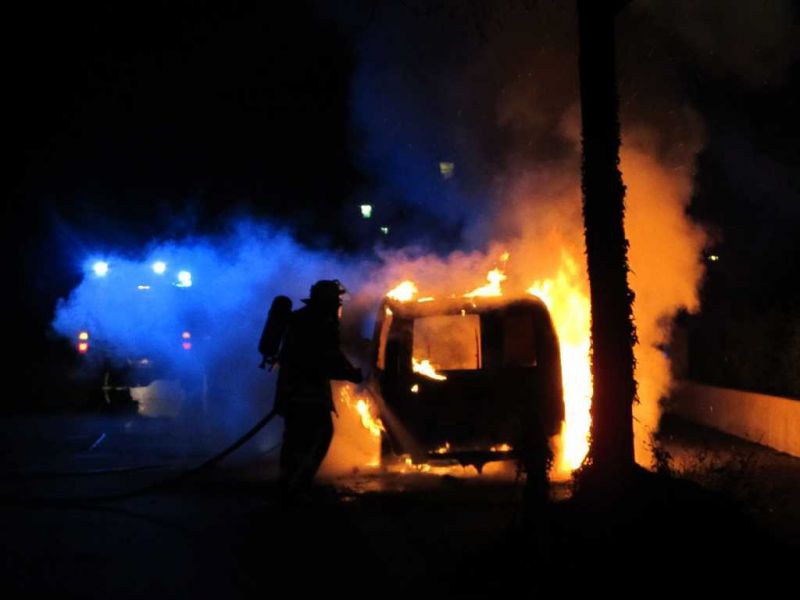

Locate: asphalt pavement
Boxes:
[1,411,797,598]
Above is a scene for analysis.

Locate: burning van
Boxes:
[372,295,565,470]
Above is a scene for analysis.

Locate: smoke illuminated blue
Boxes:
[54,219,379,445]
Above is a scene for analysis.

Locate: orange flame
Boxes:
[320,383,385,473]
[528,250,592,475]
[463,268,507,298]
[412,357,448,381]
[355,398,385,438]
[386,280,418,302]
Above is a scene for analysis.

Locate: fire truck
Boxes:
[371,295,564,471]
[70,260,207,415]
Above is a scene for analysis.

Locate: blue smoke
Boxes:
[53,219,377,445]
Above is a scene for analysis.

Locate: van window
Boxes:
[412,314,481,370]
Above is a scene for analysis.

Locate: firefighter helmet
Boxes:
[303,279,347,306]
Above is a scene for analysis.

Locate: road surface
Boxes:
[0,411,796,597]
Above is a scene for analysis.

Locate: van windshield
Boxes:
[412,314,481,371]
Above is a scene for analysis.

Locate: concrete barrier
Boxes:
[669,381,800,458]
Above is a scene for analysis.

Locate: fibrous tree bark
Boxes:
[577,0,637,484]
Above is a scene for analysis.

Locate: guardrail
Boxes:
[668,381,800,458]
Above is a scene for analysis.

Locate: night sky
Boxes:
[9,2,357,236]
[6,0,800,397]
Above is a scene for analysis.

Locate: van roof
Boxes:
[382,295,550,319]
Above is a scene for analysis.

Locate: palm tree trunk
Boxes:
[577,0,637,482]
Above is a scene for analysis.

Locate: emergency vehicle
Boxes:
[72,259,206,415]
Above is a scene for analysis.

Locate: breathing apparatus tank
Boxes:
[258,295,293,369]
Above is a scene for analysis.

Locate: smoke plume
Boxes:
[53,0,796,470]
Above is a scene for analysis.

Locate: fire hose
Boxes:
[2,361,375,506]
[0,407,279,507]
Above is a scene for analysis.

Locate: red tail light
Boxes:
[77,331,90,353]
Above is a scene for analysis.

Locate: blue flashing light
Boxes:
[177,270,193,287]
[152,261,167,274]
[93,261,109,277]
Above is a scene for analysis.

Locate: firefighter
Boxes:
[275,279,362,500]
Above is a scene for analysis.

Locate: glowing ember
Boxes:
[464,268,507,298]
[412,357,448,381]
[528,251,592,474]
[387,280,418,302]
[402,455,433,472]
[490,443,512,452]
[434,442,451,454]
[389,454,517,478]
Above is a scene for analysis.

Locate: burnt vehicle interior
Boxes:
[372,297,564,471]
